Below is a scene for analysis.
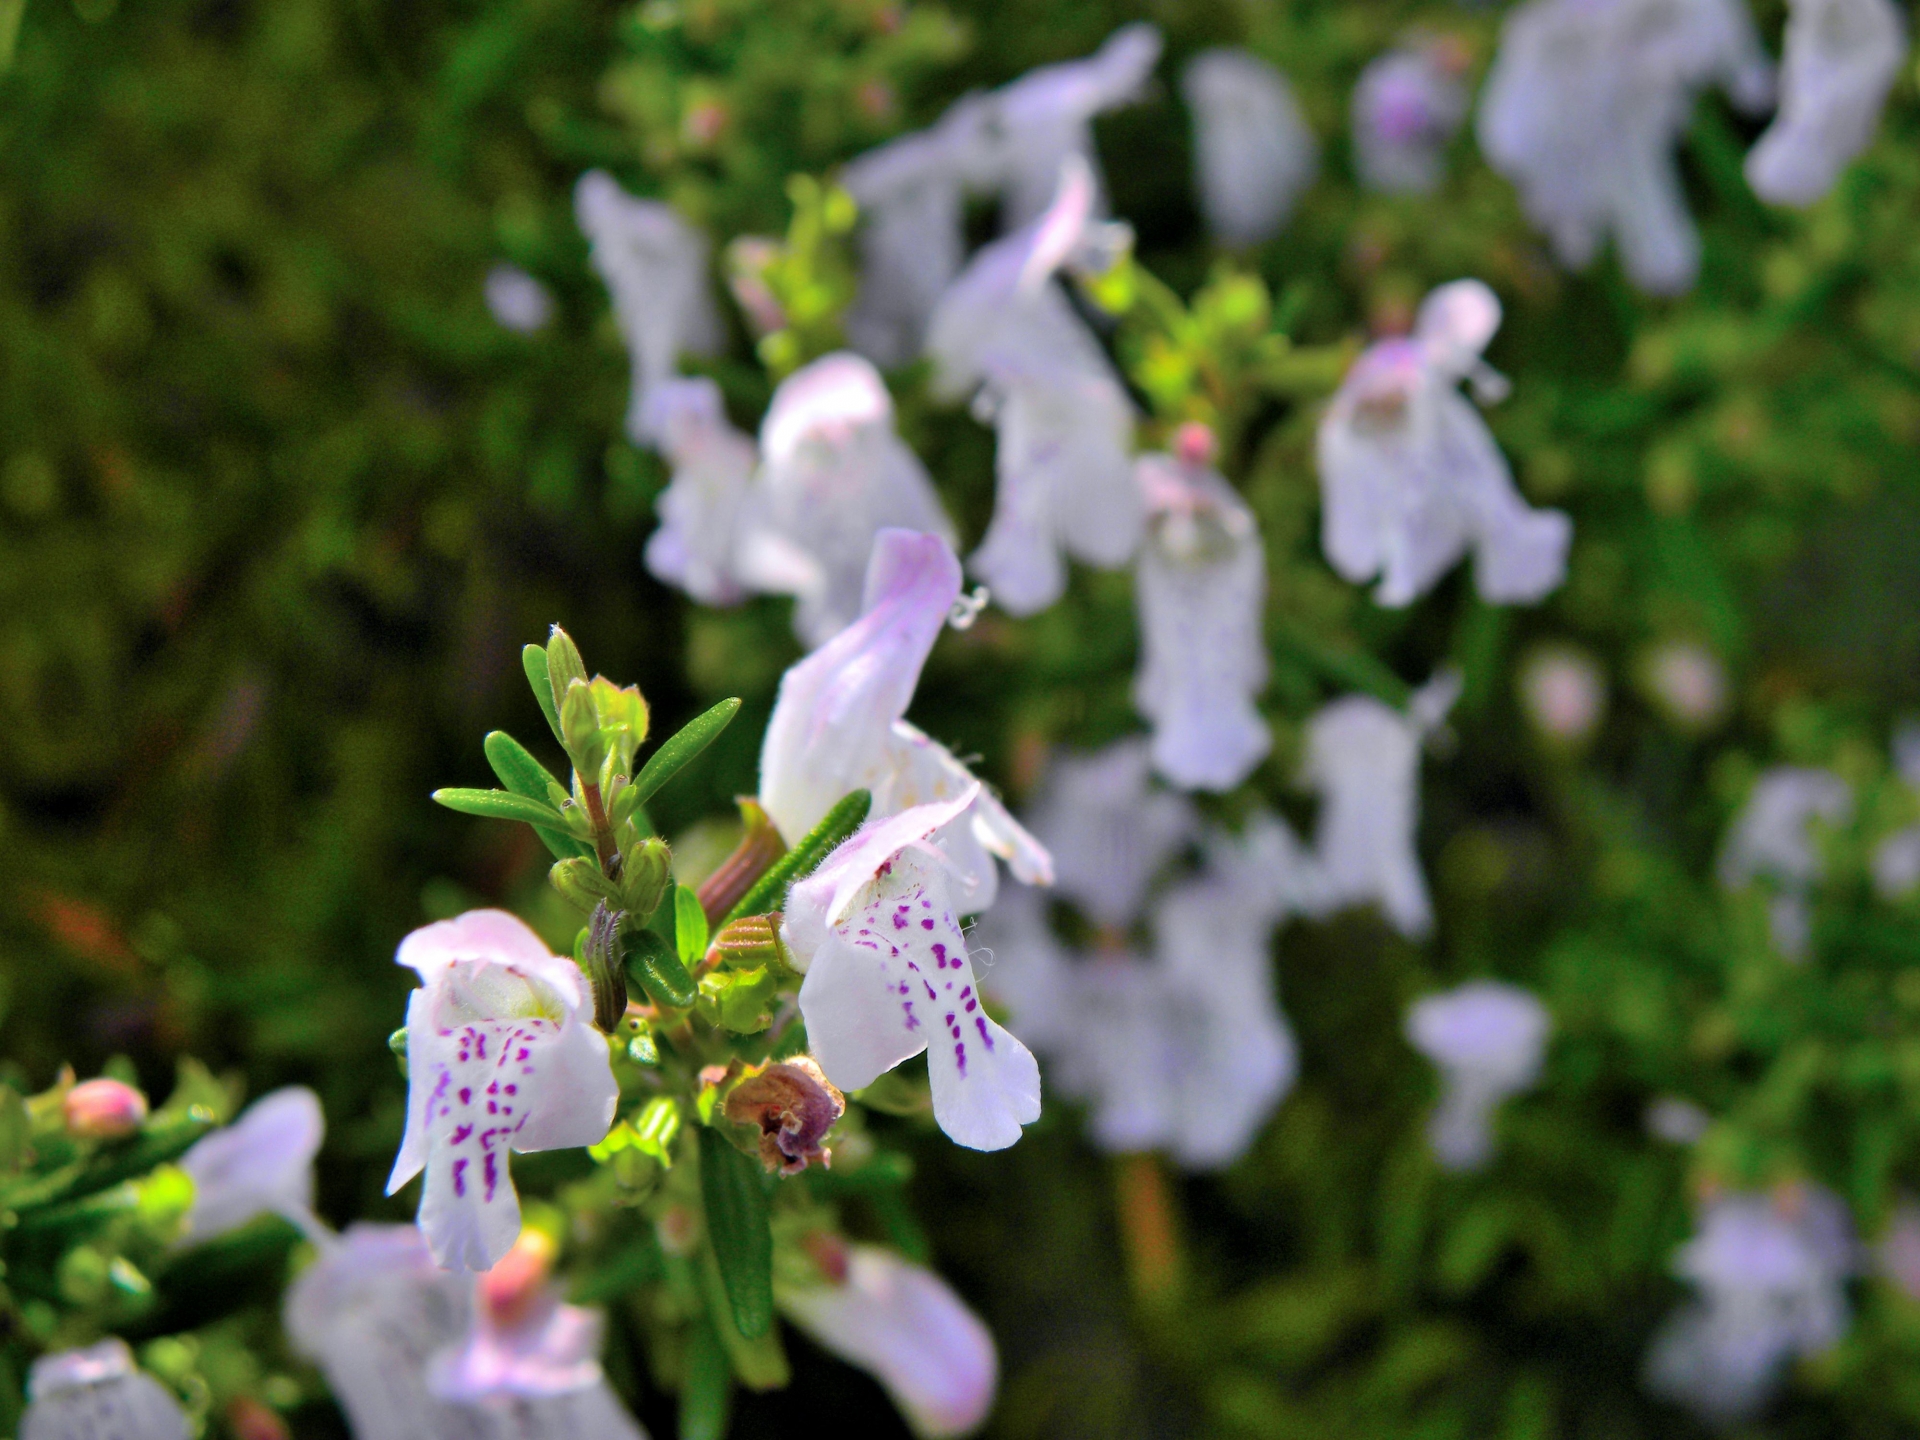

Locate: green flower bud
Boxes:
[619,836,671,917]
[696,965,778,1034]
[706,912,794,974]
[560,679,606,776]
[545,626,588,713]
[585,902,628,1035]
[550,855,620,913]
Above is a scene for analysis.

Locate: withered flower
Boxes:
[723,1057,846,1176]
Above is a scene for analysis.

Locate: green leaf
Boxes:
[631,698,742,807]
[623,927,698,1010]
[699,1126,774,1339]
[431,788,565,828]
[725,789,871,925]
[0,1087,28,1174]
[676,884,710,967]
[484,732,590,859]
[522,645,564,745]
[679,1314,733,1440]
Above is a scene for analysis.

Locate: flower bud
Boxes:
[478,1227,558,1331]
[545,626,588,711]
[723,1056,845,1175]
[1517,645,1605,745]
[618,837,671,917]
[64,1077,148,1139]
[693,799,787,922]
[697,965,778,1034]
[584,904,628,1035]
[559,679,606,776]
[705,911,793,973]
[226,1396,292,1440]
[549,856,620,913]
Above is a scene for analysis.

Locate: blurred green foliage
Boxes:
[6,0,1920,1435]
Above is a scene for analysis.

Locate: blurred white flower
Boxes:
[1646,1095,1713,1145]
[1022,739,1197,930]
[1717,767,1853,960]
[734,352,958,646]
[387,911,618,1272]
[842,95,996,367]
[925,158,1140,616]
[977,813,1316,1168]
[1300,671,1460,940]
[1646,1189,1856,1425]
[977,23,1163,231]
[484,265,554,335]
[1132,445,1271,792]
[574,171,725,447]
[430,1233,602,1403]
[1352,45,1469,195]
[1405,980,1551,1171]
[639,377,758,606]
[1644,639,1731,730]
[779,1241,997,1438]
[1517,645,1607,745]
[1478,0,1775,294]
[1317,280,1571,607]
[1872,720,1920,899]
[1180,48,1318,246]
[178,1085,325,1246]
[757,528,1052,911]
[785,790,1043,1152]
[21,1339,189,1440]
[1746,0,1906,207]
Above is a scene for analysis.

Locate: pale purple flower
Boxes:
[1517,645,1607,744]
[1746,0,1906,206]
[21,1339,189,1440]
[1873,721,1920,899]
[574,171,724,447]
[1180,48,1318,246]
[429,1289,602,1403]
[1646,1189,1856,1425]
[842,95,997,367]
[778,1244,997,1437]
[485,265,554,335]
[1317,280,1571,607]
[1717,766,1852,959]
[639,377,758,606]
[1132,449,1271,791]
[784,790,1043,1152]
[975,813,1313,1168]
[1644,639,1731,729]
[1353,46,1470,195]
[1022,739,1197,930]
[733,352,958,646]
[925,158,1140,616]
[1875,1200,1920,1300]
[1405,980,1551,1171]
[977,23,1163,231]
[387,911,619,1272]
[1477,0,1775,294]
[1300,671,1459,939]
[285,1224,487,1440]
[178,1085,325,1246]
[758,528,1051,911]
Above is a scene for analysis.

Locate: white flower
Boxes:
[1180,48,1318,246]
[1746,0,1906,207]
[1717,766,1852,959]
[1477,0,1774,294]
[1646,1095,1713,1145]
[975,813,1312,1168]
[925,158,1140,616]
[733,351,958,647]
[639,377,758,606]
[485,265,554,335]
[976,23,1163,231]
[1300,671,1459,940]
[1352,45,1470,195]
[1644,639,1731,729]
[1517,645,1607,745]
[574,170,724,447]
[778,1242,997,1438]
[1022,739,1197,930]
[1646,1189,1856,1425]
[21,1339,189,1440]
[178,1085,325,1246]
[285,1224,482,1440]
[1404,980,1551,1172]
[1132,448,1271,791]
[758,527,1051,911]
[387,910,619,1272]
[1317,280,1571,608]
[785,791,1043,1151]
[842,96,997,368]
[429,1236,603,1403]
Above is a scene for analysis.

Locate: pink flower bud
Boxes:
[479,1229,557,1331]
[1518,646,1606,744]
[64,1077,148,1139]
